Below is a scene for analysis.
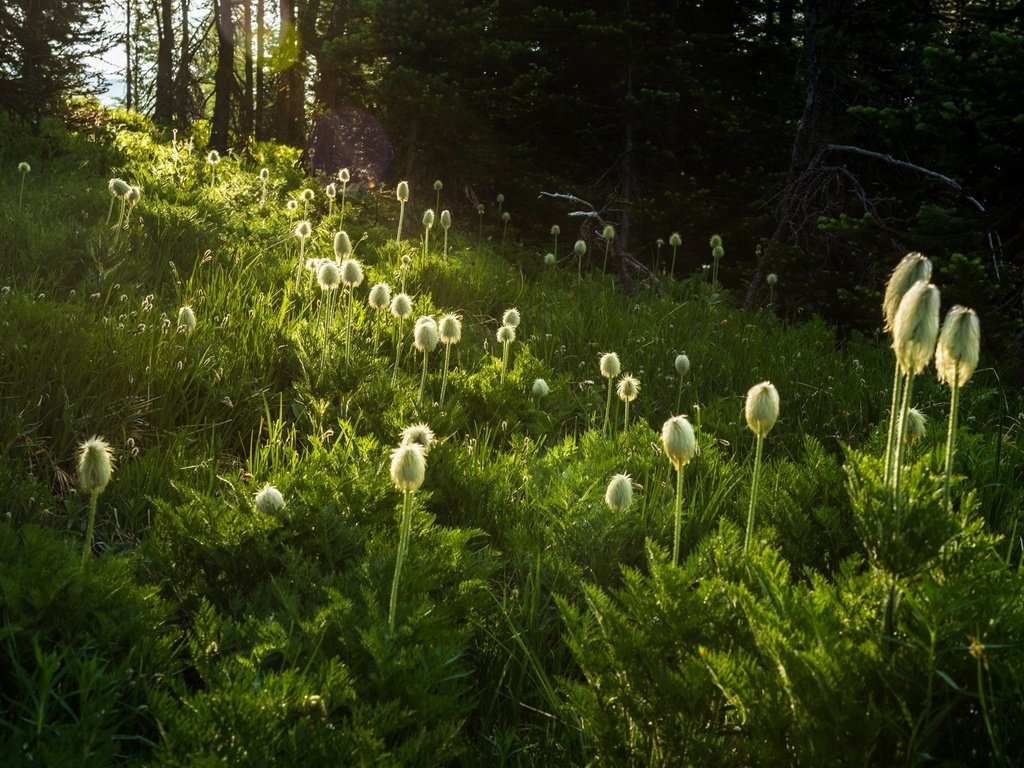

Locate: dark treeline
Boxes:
[3,0,1023,355]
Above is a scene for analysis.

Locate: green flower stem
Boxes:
[672,463,684,566]
[553,233,558,259]
[712,254,720,286]
[501,221,508,253]
[675,375,684,414]
[602,241,610,274]
[744,434,765,555]
[295,239,306,293]
[388,490,413,633]
[418,350,430,405]
[500,340,510,385]
[392,319,405,382]
[261,179,267,207]
[396,201,406,244]
[106,196,116,226]
[883,361,903,485]
[345,289,354,364]
[423,228,430,267]
[19,173,26,213]
[81,492,98,569]
[603,379,613,437]
[439,344,452,407]
[623,399,630,433]
[478,213,483,247]
[892,373,916,502]
[443,229,449,258]
[943,371,961,514]
[340,182,347,226]
[671,245,678,277]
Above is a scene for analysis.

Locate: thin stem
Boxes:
[712,254,720,286]
[439,343,452,407]
[340,183,347,226]
[443,229,449,258]
[744,434,765,555]
[295,239,306,293]
[423,228,430,266]
[883,361,903,484]
[892,373,916,500]
[388,490,413,633]
[553,234,558,259]
[672,464,684,566]
[396,201,405,244]
[623,399,630,432]
[943,372,961,514]
[675,375,684,414]
[345,288,354,364]
[602,242,610,274]
[671,246,678,277]
[81,493,98,569]
[106,196,116,226]
[500,341,509,385]
[392,318,404,382]
[418,350,430,404]
[603,379,613,437]
[19,174,26,213]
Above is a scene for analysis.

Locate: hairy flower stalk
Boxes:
[882,253,933,483]
[501,211,511,252]
[551,225,560,260]
[422,209,435,266]
[674,353,690,413]
[434,179,443,213]
[710,235,724,287]
[440,209,452,257]
[655,238,664,273]
[600,352,621,436]
[574,240,587,282]
[438,313,462,407]
[477,203,485,246]
[662,416,697,565]
[669,233,682,276]
[395,181,409,243]
[497,324,516,385]
[77,436,114,568]
[338,168,350,225]
[936,306,979,512]
[414,316,439,405]
[18,161,30,212]
[388,442,426,633]
[617,374,639,432]
[891,281,941,498]
[317,259,342,372]
[340,258,364,364]
[744,381,779,554]
[496,193,504,223]
[293,221,312,292]
[391,293,413,381]
[602,224,615,274]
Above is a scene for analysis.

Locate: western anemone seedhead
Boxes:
[126,186,142,205]
[438,313,462,345]
[254,484,285,514]
[605,473,633,512]
[544,253,556,265]
[766,273,778,286]
[19,161,30,174]
[476,203,485,216]
[661,416,696,470]
[745,381,780,438]
[423,209,435,227]
[109,178,130,197]
[709,234,722,249]
[551,224,560,236]
[502,307,521,328]
[600,352,621,379]
[369,282,392,310]
[286,200,298,212]
[501,212,511,223]
[325,182,337,199]
[532,378,549,398]
[675,353,690,377]
[893,281,941,375]
[935,305,980,386]
[497,324,516,344]
[440,210,451,229]
[657,238,665,247]
[496,193,505,204]
[883,252,933,332]
[391,293,413,319]
[396,181,410,202]
[669,233,682,247]
[259,168,270,181]
[414,316,439,352]
[603,224,615,240]
[712,245,724,259]
[904,407,927,445]
[340,258,364,288]
[317,260,342,291]
[401,423,435,454]
[339,168,350,183]
[574,240,587,256]
[617,374,640,402]
[301,188,314,202]
[206,149,220,165]
[390,443,425,493]
[434,180,443,191]
[305,258,321,273]
[77,436,114,495]
[177,305,197,334]
[333,231,352,258]
[295,220,312,239]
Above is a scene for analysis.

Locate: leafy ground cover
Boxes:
[1,109,1022,766]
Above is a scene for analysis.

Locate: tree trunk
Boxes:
[241,0,254,141]
[153,0,174,124]
[124,0,133,109]
[256,0,265,140]
[210,0,235,151]
[175,0,191,126]
[276,0,304,146]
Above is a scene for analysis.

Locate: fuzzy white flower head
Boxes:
[496,193,505,204]
[604,473,633,512]
[532,378,549,398]
[502,307,521,328]
[438,313,462,345]
[709,234,722,249]
[177,305,197,334]
[544,253,556,266]
[19,161,30,174]
[745,381,780,438]
[766,273,778,286]
[574,240,587,256]
[259,168,269,181]
[401,423,435,455]
[617,375,640,402]
[675,353,690,377]
[396,180,410,202]
[305,257,321,273]
[440,209,451,229]
[339,168,350,183]
[325,182,337,199]
[254,484,285,514]
[502,211,511,223]
[390,293,413,319]
[368,282,392,310]
[476,203,485,216]
[414,316,439,352]
[661,415,697,470]
[904,407,927,446]
[551,224,560,236]
[109,178,130,197]
[883,252,933,332]
[333,231,352,259]
[390,443,425,493]
[126,186,142,205]
[301,188,314,202]
[657,238,665,247]
[669,232,682,247]
[317,260,342,291]
[434,179,443,191]
[599,352,621,379]
[286,199,299,212]
[340,258,364,288]
[712,245,724,259]
[935,305,980,387]
[892,281,941,375]
[206,149,220,165]
[496,324,516,344]
[603,224,615,240]
[77,436,114,495]
[423,209,435,228]
[294,220,312,239]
